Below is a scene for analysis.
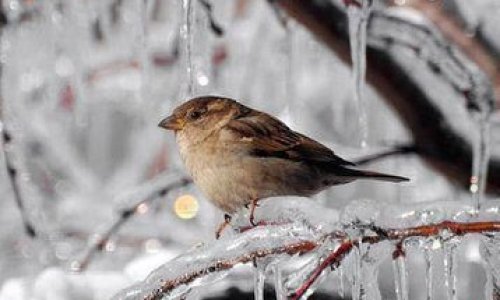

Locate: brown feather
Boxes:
[227,107,355,166]
[160,96,409,214]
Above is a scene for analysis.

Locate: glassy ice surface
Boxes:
[392,255,409,300]
[424,246,434,300]
[0,1,499,299]
[347,0,372,148]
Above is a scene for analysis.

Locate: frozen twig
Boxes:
[291,220,500,299]
[144,240,316,300]
[0,11,37,238]
[397,0,500,103]
[115,219,500,299]
[74,176,192,272]
[272,0,500,193]
[198,0,224,36]
[1,128,37,237]
[353,144,417,165]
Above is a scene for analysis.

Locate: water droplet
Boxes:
[136,203,149,214]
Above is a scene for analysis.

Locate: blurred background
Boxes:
[0,0,499,299]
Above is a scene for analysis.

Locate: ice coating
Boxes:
[443,240,459,300]
[0,1,500,299]
[181,0,194,98]
[392,254,409,300]
[347,0,372,148]
[482,235,500,299]
[112,222,319,300]
[111,195,500,299]
[273,263,287,300]
[253,265,265,300]
[424,246,434,300]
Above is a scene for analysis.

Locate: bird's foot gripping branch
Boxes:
[113,198,500,300]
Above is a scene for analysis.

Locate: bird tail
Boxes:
[333,167,409,183]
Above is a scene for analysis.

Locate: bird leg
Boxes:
[215,214,232,239]
[249,198,259,226]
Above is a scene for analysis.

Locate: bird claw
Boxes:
[249,215,257,227]
[215,214,232,239]
[248,199,259,227]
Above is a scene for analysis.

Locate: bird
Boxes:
[159,96,409,238]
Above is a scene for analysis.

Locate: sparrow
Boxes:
[159,96,409,237]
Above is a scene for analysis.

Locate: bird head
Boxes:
[159,96,247,144]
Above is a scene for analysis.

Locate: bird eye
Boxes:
[188,108,206,120]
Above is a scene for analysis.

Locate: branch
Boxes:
[292,220,500,299]
[1,128,37,237]
[352,143,417,165]
[114,219,500,300]
[273,0,500,193]
[74,176,192,272]
[198,0,225,37]
[144,240,316,300]
[401,0,500,105]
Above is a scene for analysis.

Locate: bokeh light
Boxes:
[174,194,199,219]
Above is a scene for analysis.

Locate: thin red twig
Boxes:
[144,240,318,300]
[139,220,500,300]
[290,241,354,300]
[75,177,192,271]
[291,220,500,299]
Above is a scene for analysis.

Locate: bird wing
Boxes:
[225,111,354,166]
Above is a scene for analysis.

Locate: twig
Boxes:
[353,144,417,165]
[399,0,500,103]
[291,220,500,299]
[290,241,354,300]
[1,128,37,237]
[0,11,37,238]
[143,240,317,300]
[198,0,224,36]
[74,177,192,272]
[273,0,500,193]
[132,220,500,300]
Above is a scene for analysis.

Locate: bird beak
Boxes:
[158,115,184,131]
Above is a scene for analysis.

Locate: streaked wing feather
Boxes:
[226,112,354,166]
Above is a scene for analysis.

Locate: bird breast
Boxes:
[175,131,345,213]
[177,139,255,212]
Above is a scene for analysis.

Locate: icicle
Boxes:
[483,262,500,300]
[424,247,433,300]
[284,242,337,299]
[481,236,500,300]
[338,264,345,298]
[281,19,294,125]
[273,264,286,300]
[443,242,458,300]
[138,0,151,102]
[464,56,494,212]
[360,241,385,300]
[470,117,491,212]
[181,0,194,98]
[254,264,266,300]
[346,0,372,148]
[392,255,409,300]
[350,242,362,300]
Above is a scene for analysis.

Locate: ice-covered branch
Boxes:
[198,0,224,37]
[272,0,500,193]
[74,176,192,272]
[1,127,37,237]
[143,239,316,300]
[352,143,417,165]
[403,0,500,104]
[114,198,500,300]
[291,220,500,299]
[112,221,321,300]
